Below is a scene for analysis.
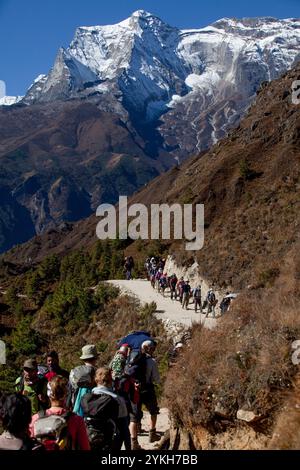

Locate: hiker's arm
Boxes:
[151,360,161,385]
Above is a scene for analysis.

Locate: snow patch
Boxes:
[185,72,220,92]
[0,95,23,106]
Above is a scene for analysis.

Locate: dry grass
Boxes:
[269,373,300,449]
[164,285,300,439]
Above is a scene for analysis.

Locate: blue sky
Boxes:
[0,0,299,96]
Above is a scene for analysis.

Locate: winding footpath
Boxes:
[109,279,217,329]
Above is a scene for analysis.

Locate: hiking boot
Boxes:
[149,429,161,443]
[131,438,142,450]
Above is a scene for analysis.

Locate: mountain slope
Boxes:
[5,62,300,293]
[22,12,300,158]
[0,99,164,252]
[2,62,300,450]
[1,12,300,253]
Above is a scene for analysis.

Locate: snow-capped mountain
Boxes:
[0,95,23,106]
[21,11,300,158]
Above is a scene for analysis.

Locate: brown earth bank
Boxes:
[1,63,300,449]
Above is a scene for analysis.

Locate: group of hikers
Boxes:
[144,256,234,317]
[0,331,162,451]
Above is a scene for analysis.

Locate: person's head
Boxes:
[0,393,31,437]
[23,359,38,382]
[48,375,68,405]
[95,367,112,388]
[141,340,155,355]
[119,344,130,357]
[46,350,59,371]
[80,344,99,365]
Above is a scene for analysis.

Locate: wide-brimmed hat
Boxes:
[80,344,99,360]
[23,359,38,370]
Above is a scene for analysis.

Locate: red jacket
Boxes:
[30,406,90,450]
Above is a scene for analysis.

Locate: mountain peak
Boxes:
[131,10,153,19]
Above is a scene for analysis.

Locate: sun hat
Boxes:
[23,359,38,370]
[80,344,99,360]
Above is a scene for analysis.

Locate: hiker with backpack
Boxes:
[193,284,202,313]
[127,340,161,449]
[0,393,44,450]
[124,256,134,280]
[182,280,191,309]
[30,375,90,450]
[110,344,130,391]
[157,258,165,270]
[159,273,168,297]
[144,258,151,279]
[67,344,98,416]
[176,277,185,303]
[205,288,218,318]
[15,359,49,415]
[82,367,130,451]
[169,274,178,300]
[155,268,163,291]
[139,340,161,444]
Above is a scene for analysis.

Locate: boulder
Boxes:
[237,409,260,422]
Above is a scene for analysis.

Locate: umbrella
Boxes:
[117,331,153,350]
[224,293,238,299]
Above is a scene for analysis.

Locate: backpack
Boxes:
[81,393,119,451]
[124,351,147,391]
[183,283,190,294]
[193,288,201,298]
[67,365,95,408]
[33,410,73,451]
[208,291,216,304]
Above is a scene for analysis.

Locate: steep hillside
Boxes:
[1,62,300,450]
[0,99,165,252]
[5,62,300,292]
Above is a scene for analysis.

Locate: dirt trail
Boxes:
[138,408,169,450]
[110,279,217,450]
[109,279,217,329]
